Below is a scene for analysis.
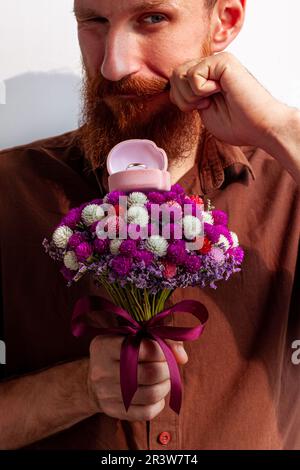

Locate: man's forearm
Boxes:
[262,105,300,185]
[0,358,98,449]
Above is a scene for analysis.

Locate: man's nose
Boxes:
[101,29,141,82]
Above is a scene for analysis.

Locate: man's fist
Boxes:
[170,51,287,150]
[87,335,188,421]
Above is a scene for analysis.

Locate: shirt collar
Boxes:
[77,127,256,197]
[194,128,256,195]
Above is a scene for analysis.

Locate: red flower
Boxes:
[190,195,204,205]
[114,205,126,217]
[199,237,212,254]
[163,261,177,279]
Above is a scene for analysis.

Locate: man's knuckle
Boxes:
[139,362,161,384]
[141,404,160,421]
[145,384,162,403]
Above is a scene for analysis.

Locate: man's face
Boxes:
[74,0,212,169]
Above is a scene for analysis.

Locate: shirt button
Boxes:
[158,431,171,446]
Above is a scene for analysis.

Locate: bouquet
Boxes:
[43,139,244,414]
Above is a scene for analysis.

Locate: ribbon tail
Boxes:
[152,334,182,415]
[120,335,142,412]
[72,296,92,337]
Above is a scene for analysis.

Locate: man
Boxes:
[0,0,299,450]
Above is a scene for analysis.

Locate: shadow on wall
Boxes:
[0,71,82,151]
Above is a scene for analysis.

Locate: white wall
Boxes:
[0,0,299,150]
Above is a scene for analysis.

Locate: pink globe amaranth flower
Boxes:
[209,247,225,264]
[75,242,93,262]
[147,192,166,204]
[184,254,202,273]
[90,221,99,233]
[162,261,177,279]
[164,190,178,201]
[134,250,154,266]
[106,191,126,206]
[111,255,132,276]
[167,240,187,264]
[68,233,86,250]
[171,184,184,195]
[61,208,81,229]
[94,238,109,254]
[204,224,232,244]
[120,239,137,256]
[228,246,244,264]
[90,198,103,205]
[212,210,228,226]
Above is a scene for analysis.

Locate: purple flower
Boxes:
[90,221,100,233]
[163,190,178,201]
[90,198,103,205]
[167,240,187,264]
[75,242,93,262]
[134,250,154,266]
[204,224,231,244]
[120,239,137,256]
[228,246,244,264]
[209,247,225,264]
[147,192,166,204]
[111,255,133,276]
[212,210,228,226]
[184,254,202,273]
[94,238,109,254]
[61,208,81,229]
[171,184,184,195]
[68,233,86,250]
[106,191,126,206]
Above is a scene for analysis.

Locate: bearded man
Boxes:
[0,0,299,450]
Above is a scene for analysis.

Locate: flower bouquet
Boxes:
[43,139,244,414]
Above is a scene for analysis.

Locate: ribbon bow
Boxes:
[72,296,208,415]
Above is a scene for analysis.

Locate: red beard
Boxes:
[76,40,211,173]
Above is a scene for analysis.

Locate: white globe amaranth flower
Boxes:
[110,239,122,255]
[81,204,105,226]
[127,192,148,207]
[127,205,149,227]
[146,235,168,257]
[202,212,214,225]
[183,215,202,240]
[230,231,239,248]
[95,222,107,240]
[64,251,79,271]
[216,234,231,252]
[52,225,73,249]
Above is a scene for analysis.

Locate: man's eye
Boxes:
[86,17,108,24]
[142,14,167,25]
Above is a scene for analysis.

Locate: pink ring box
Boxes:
[107,139,171,192]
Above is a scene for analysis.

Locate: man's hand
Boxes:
[88,336,188,421]
[170,52,289,149]
[170,51,300,184]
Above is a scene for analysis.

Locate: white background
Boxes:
[0,0,299,150]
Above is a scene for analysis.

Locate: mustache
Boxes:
[94,75,171,98]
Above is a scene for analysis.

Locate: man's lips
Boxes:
[104,90,169,101]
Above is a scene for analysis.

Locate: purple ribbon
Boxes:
[72,296,208,415]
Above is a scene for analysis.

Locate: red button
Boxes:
[158,431,171,445]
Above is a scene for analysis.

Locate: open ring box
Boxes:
[107,139,171,192]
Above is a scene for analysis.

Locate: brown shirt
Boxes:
[0,129,299,450]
